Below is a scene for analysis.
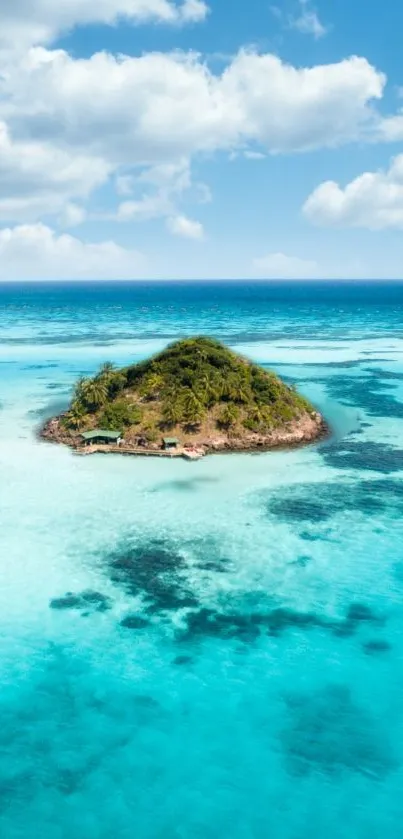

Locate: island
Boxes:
[41,337,327,458]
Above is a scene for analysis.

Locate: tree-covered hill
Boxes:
[53,337,324,450]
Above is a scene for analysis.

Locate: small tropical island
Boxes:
[41,337,327,458]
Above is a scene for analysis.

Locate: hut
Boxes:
[81,429,122,446]
[162,437,180,451]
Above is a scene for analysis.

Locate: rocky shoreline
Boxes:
[40,411,328,458]
[40,338,329,459]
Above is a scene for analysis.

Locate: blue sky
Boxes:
[1,0,403,280]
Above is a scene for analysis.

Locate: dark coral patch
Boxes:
[50,590,111,613]
[322,440,403,474]
[177,599,384,645]
[366,367,403,381]
[362,639,392,655]
[120,615,149,629]
[50,593,82,610]
[331,603,384,638]
[173,655,193,666]
[108,539,198,614]
[299,531,322,542]
[346,603,382,624]
[281,684,396,779]
[179,605,332,643]
[270,497,331,523]
[319,371,403,419]
[293,555,312,567]
[264,478,402,526]
[196,558,230,573]
[180,608,262,642]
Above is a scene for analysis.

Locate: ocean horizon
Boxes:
[1,279,403,837]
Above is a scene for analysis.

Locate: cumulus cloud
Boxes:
[0,223,146,280]
[252,252,321,279]
[303,154,403,229]
[179,0,208,22]
[378,113,403,143]
[290,0,327,39]
[166,214,204,238]
[117,195,170,222]
[0,47,384,224]
[59,203,87,228]
[0,0,209,49]
[1,48,384,163]
[0,120,109,222]
[116,159,208,225]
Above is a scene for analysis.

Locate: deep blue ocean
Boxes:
[1,280,403,838]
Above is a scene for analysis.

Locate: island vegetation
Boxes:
[42,337,326,456]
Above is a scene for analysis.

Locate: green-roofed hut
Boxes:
[81,429,122,446]
[162,437,180,451]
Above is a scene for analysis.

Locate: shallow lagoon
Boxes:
[1,282,403,838]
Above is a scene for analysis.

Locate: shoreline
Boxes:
[40,412,329,460]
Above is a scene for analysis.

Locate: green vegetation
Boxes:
[98,400,142,431]
[61,337,317,442]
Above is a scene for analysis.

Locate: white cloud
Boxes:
[116,175,136,197]
[0,1,209,49]
[116,159,203,223]
[0,120,108,222]
[1,48,384,164]
[378,113,403,142]
[290,1,327,39]
[166,214,204,238]
[303,154,403,229]
[59,203,87,228]
[252,252,321,279]
[0,44,386,229]
[118,194,171,221]
[243,151,266,160]
[0,223,146,280]
[179,0,208,22]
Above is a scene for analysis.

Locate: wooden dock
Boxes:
[75,444,204,460]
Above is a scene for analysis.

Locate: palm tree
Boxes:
[73,376,90,407]
[67,401,85,430]
[247,405,272,431]
[96,362,118,393]
[194,371,221,407]
[82,378,108,410]
[217,403,239,430]
[146,372,164,397]
[220,374,250,404]
[98,361,115,378]
[181,388,206,425]
[206,372,222,405]
[162,398,183,427]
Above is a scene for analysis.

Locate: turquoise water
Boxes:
[1,281,403,838]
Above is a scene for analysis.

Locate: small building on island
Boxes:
[81,429,122,446]
[162,437,180,451]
